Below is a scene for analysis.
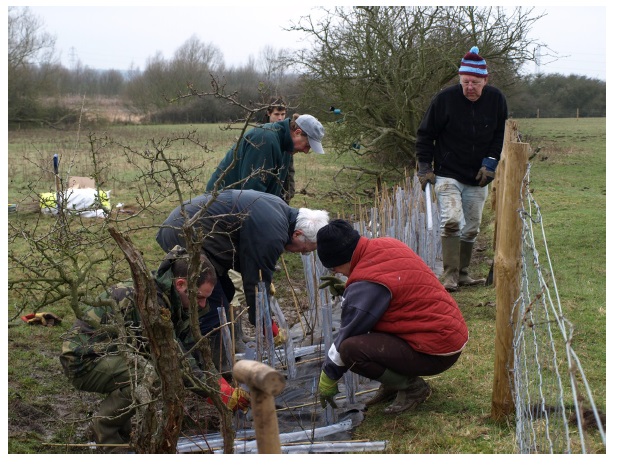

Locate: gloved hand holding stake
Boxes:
[475,157,498,187]
[417,161,436,191]
[318,371,339,408]
[319,276,346,297]
[271,321,287,346]
[214,377,251,413]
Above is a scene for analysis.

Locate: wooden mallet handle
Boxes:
[233,360,285,454]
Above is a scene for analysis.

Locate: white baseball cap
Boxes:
[296,115,325,154]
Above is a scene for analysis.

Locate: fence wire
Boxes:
[511,165,606,453]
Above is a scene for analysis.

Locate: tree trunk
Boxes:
[109,226,185,453]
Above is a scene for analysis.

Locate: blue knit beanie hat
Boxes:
[459,46,488,78]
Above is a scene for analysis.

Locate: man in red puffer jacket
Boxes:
[316,219,468,414]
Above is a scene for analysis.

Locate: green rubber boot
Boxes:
[92,385,133,446]
[364,369,401,406]
[441,236,460,292]
[458,240,485,286]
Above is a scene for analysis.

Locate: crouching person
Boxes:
[316,220,468,414]
[59,246,250,450]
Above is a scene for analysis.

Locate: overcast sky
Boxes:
[18,3,608,81]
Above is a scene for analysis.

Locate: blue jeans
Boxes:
[434,176,488,242]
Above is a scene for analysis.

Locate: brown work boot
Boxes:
[383,377,431,414]
[364,384,398,406]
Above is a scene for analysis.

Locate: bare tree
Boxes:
[8,6,56,69]
[7,87,262,452]
[258,45,291,95]
[173,34,224,73]
[289,6,546,169]
[8,6,59,125]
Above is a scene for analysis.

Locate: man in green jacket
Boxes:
[59,246,249,449]
[205,114,325,200]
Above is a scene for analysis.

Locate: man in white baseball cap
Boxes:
[206,113,326,201]
[296,114,325,154]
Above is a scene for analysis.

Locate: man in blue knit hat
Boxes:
[415,46,508,292]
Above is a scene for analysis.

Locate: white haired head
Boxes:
[295,208,330,242]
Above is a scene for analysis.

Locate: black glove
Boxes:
[319,276,346,297]
[417,162,436,191]
[475,157,498,187]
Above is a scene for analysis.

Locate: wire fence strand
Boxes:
[511,164,605,453]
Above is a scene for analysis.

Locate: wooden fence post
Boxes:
[491,133,529,421]
[491,120,520,260]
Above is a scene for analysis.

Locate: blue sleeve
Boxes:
[323,281,391,380]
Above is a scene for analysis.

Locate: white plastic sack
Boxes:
[40,188,111,218]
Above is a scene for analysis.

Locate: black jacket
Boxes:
[416,84,508,185]
[156,190,299,324]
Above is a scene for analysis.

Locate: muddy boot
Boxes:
[365,384,398,406]
[441,236,460,292]
[364,369,404,405]
[92,386,133,448]
[383,376,431,415]
[458,240,485,286]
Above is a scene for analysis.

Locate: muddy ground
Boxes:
[6,270,310,454]
[7,237,491,453]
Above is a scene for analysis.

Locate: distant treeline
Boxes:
[9,61,605,128]
[507,74,605,119]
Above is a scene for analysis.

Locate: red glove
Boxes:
[21,312,62,326]
[208,378,251,413]
[266,321,287,346]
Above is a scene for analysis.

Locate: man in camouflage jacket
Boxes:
[59,246,249,448]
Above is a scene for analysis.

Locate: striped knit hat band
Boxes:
[459,46,488,77]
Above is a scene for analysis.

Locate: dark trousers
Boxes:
[339,332,461,379]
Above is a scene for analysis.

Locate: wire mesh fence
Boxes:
[511,165,606,453]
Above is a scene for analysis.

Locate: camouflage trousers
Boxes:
[71,354,154,445]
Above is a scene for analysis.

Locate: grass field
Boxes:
[5,117,606,454]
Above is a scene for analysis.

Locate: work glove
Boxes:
[319,276,346,297]
[475,157,499,187]
[417,161,436,191]
[216,377,251,413]
[21,312,62,327]
[269,282,276,296]
[271,321,287,347]
[318,371,339,409]
[228,386,251,413]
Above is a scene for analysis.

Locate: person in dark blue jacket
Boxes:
[416,46,508,292]
[156,190,329,329]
